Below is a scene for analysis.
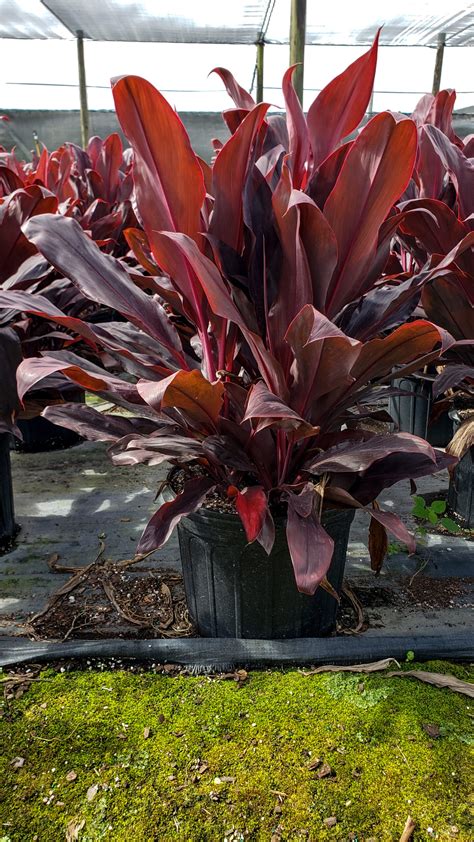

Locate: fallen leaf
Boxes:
[10,756,25,769]
[303,658,400,676]
[86,784,99,802]
[387,670,474,698]
[198,762,209,775]
[399,815,416,841]
[324,816,337,828]
[143,727,151,739]
[307,757,322,771]
[66,770,78,782]
[66,819,85,841]
[317,763,335,779]
[422,723,441,739]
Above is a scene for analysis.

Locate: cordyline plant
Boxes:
[3,36,465,595]
[0,135,146,426]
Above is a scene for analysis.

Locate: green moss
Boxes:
[0,662,472,841]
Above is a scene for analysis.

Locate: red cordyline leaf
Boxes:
[42,403,158,442]
[423,124,474,220]
[210,103,269,252]
[15,354,135,404]
[286,488,335,595]
[422,275,474,342]
[242,380,318,440]
[282,65,310,189]
[433,364,474,398]
[137,370,224,427]
[235,486,268,543]
[0,186,58,283]
[137,476,215,553]
[210,68,255,110]
[111,77,214,364]
[325,486,416,555]
[95,133,122,202]
[22,214,185,366]
[323,112,418,318]
[307,433,437,475]
[307,30,380,171]
[112,75,205,243]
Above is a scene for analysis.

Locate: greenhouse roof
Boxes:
[1,0,473,46]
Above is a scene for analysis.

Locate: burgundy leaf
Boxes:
[42,403,158,441]
[307,31,379,170]
[210,103,269,252]
[286,490,335,595]
[137,370,224,427]
[307,433,436,475]
[210,68,255,109]
[23,214,185,364]
[282,65,310,189]
[112,75,205,242]
[235,486,268,543]
[323,113,417,317]
[137,476,215,553]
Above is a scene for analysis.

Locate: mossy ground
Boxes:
[0,662,472,841]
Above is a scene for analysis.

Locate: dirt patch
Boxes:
[403,574,473,611]
[27,557,195,641]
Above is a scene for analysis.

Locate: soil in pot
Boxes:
[177,505,355,640]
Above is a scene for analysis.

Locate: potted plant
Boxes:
[6,43,464,637]
[384,89,474,445]
[0,139,140,451]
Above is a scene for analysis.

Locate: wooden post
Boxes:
[432,32,446,95]
[289,0,307,104]
[256,40,264,103]
[76,30,89,148]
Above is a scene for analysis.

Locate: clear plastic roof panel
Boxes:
[1,1,473,46]
[41,0,272,43]
[43,0,474,46]
[0,0,70,38]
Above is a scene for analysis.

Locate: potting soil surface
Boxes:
[0,442,472,642]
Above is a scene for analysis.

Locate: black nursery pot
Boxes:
[447,413,474,528]
[177,507,355,639]
[0,433,17,551]
[389,376,453,447]
[15,390,85,453]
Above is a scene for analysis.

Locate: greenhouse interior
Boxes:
[0,1,473,839]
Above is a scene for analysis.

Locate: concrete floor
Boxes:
[0,441,472,639]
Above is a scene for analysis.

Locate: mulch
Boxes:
[26,549,195,641]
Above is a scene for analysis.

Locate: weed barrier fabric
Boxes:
[0,633,472,669]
